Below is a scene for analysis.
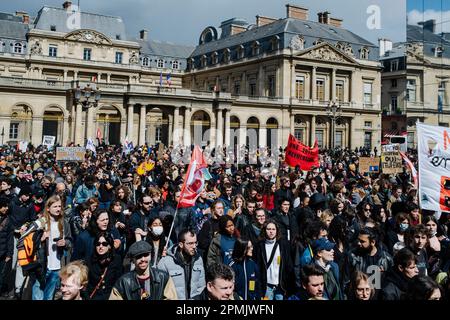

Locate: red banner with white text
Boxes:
[285,134,319,171]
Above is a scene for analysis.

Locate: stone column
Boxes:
[239,125,246,149]
[290,113,295,134]
[127,104,134,143]
[224,109,231,147]
[241,72,247,95]
[120,120,126,144]
[311,66,317,101]
[291,62,296,98]
[63,70,68,82]
[107,73,111,84]
[259,124,266,147]
[310,115,316,146]
[350,117,356,149]
[258,65,265,96]
[62,117,69,146]
[75,104,83,146]
[139,105,146,146]
[331,68,337,101]
[351,70,356,104]
[86,107,94,140]
[209,110,216,148]
[168,113,173,145]
[216,108,224,148]
[173,106,180,146]
[184,107,192,146]
[31,116,43,146]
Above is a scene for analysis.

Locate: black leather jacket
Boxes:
[111,267,170,300]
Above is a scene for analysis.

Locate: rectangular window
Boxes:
[48,46,57,57]
[234,81,241,95]
[335,131,343,148]
[115,52,123,64]
[50,25,56,31]
[364,132,372,149]
[391,59,398,72]
[316,79,325,101]
[364,121,372,128]
[155,126,162,142]
[9,123,19,139]
[294,129,303,142]
[391,95,398,111]
[407,79,416,102]
[249,82,257,97]
[316,130,324,148]
[391,79,397,88]
[407,132,414,149]
[157,59,164,68]
[364,82,372,105]
[295,76,305,100]
[439,122,449,127]
[83,48,92,61]
[268,75,276,97]
[439,81,446,108]
[336,80,344,102]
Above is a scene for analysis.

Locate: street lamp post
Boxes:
[1,127,4,145]
[326,100,342,150]
[73,82,101,144]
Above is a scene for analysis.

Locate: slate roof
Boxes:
[33,6,127,40]
[380,43,406,60]
[0,19,29,40]
[191,17,377,58]
[407,24,450,59]
[136,39,195,58]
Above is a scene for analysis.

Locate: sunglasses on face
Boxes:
[143,202,153,205]
[96,241,109,247]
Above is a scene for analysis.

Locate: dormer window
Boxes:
[360,47,370,60]
[172,60,179,69]
[236,45,244,60]
[50,25,56,31]
[313,39,324,46]
[142,57,150,67]
[251,41,260,56]
[271,35,280,51]
[14,43,23,54]
[157,59,164,68]
[200,55,207,67]
[435,46,444,58]
[188,58,195,70]
[223,48,231,63]
[211,52,219,64]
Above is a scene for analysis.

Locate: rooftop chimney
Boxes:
[379,38,393,57]
[418,19,436,34]
[220,18,248,38]
[286,4,309,20]
[63,1,72,11]
[15,11,29,24]
[139,29,148,41]
[323,11,331,24]
[329,17,343,28]
[256,15,277,27]
[231,25,247,35]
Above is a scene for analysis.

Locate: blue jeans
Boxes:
[264,285,284,300]
[32,269,60,300]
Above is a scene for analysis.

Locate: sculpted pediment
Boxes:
[65,29,112,45]
[297,42,357,64]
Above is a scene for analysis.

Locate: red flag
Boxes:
[178,146,210,208]
[285,134,319,171]
[400,151,418,188]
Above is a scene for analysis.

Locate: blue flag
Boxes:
[159,72,163,87]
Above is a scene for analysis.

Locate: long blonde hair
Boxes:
[44,195,64,238]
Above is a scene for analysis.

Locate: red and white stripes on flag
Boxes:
[400,151,418,188]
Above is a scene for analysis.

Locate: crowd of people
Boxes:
[0,142,448,301]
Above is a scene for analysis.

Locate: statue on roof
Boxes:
[30,41,42,55]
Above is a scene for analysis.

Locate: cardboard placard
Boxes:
[42,135,56,149]
[359,157,380,173]
[56,147,86,161]
[381,151,403,174]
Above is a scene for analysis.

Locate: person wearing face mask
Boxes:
[144,217,169,267]
[344,228,393,292]
[386,213,410,255]
[86,232,123,300]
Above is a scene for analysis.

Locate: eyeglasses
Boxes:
[96,241,109,247]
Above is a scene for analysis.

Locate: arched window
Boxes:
[172,60,179,69]
[223,48,231,63]
[200,55,207,67]
[251,41,260,56]
[236,45,245,60]
[271,36,280,51]
[211,52,219,64]
[14,42,23,54]
[360,47,370,59]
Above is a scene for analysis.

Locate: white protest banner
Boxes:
[382,144,400,152]
[417,122,450,211]
[42,135,56,149]
[56,147,86,161]
[381,151,402,174]
[18,141,28,152]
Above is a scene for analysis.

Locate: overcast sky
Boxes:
[408,0,450,33]
[1,0,406,45]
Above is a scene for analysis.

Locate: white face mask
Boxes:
[151,226,164,236]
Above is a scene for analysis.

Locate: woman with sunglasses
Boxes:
[86,232,123,300]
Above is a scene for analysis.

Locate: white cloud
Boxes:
[408,9,450,33]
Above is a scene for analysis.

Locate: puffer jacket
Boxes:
[157,245,205,300]
[0,215,13,258]
[380,268,411,300]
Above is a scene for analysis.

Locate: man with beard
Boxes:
[344,227,393,291]
[157,229,205,299]
[110,241,177,300]
[74,175,98,205]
